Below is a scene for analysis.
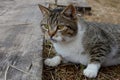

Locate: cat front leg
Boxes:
[44,55,62,67]
[83,63,100,78]
[83,43,110,78]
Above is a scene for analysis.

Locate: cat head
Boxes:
[38,4,78,43]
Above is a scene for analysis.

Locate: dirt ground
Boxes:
[86,0,120,24]
[43,0,120,80]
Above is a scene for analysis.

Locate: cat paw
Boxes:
[83,68,97,78]
[83,63,100,78]
[44,56,62,67]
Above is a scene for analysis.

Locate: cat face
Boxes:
[39,4,78,43]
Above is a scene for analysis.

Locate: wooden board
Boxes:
[0,0,43,80]
[57,0,90,7]
[45,0,91,14]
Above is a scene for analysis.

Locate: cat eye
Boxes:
[41,24,49,30]
[57,25,66,31]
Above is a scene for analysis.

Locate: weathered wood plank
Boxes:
[57,0,89,7]
[0,0,44,80]
[45,0,91,13]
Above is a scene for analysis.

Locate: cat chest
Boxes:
[53,43,89,65]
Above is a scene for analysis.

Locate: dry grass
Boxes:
[85,0,120,24]
[42,0,120,80]
[43,41,120,80]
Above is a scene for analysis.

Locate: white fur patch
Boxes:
[52,21,89,65]
[44,56,62,67]
[54,36,63,41]
[83,63,100,78]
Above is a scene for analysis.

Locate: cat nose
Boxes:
[50,36,53,39]
[50,36,57,42]
[50,36,54,41]
[50,37,53,41]
[49,34,54,39]
[49,33,54,38]
[48,31,56,38]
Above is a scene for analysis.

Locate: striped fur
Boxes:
[39,4,78,42]
[39,4,120,78]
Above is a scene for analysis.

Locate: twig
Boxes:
[0,9,9,16]
[50,71,55,80]
[4,65,10,80]
[10,64,31,75]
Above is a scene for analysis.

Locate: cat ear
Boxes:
[38,4,50,16]
[61,4,76,19]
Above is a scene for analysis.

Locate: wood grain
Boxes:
[45,0,91,14]
[0,0,44,80]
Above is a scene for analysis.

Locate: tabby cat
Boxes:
[38,4,120,78]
